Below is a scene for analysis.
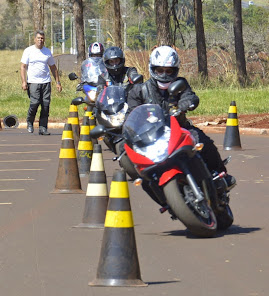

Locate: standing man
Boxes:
[20,30,62,135]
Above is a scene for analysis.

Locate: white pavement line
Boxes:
[0,159,51,162]
[0,169,44,172]
[0,203,12,205]
[0,179,35,181]
[0,151,57,155]
[0,189,24,192]
[0,144,58,146]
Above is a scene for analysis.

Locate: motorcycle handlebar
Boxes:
[170,104,195,116]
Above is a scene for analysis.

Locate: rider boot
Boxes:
[224,174,236,191]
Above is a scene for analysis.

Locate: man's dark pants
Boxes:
[27,82,51,129]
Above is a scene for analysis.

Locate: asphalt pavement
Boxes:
[0,127,269,296]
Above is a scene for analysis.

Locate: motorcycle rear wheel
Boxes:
[163,176,217,238]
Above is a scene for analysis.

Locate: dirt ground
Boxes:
[189,113,269,129]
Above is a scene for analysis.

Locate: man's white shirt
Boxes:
[21,45,55,83]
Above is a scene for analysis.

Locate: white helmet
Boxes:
[88,42,104,57]
[149,46,180,82]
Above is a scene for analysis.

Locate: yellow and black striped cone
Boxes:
[77,116,93,177]
[51,137,84,194]
[84,104,94,118]
[223,101,242,150]
[89,169,147,287]
[74,144,109,228]
[61,123,73,140]
[67,104,80,149]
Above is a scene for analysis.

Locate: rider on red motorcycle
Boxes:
[127,45,236,191]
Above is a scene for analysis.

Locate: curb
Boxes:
[196,125,269,136]
[3,122,269,136]
[17,122,66,129]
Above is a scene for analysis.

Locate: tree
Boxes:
[73,0,85,66]
[193,0,208,79]
[233,0,247,86]
[154,0,172,46]
[113,0,122,48]
[0,3,25,49]
[33,0,44,31]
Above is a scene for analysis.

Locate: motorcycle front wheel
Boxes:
[115,142,140,180]
[163,176,217,238]
[216,204,234,230]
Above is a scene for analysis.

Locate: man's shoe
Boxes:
[27,122,34,133]
[39,127,50,135]
[225,174,236,190]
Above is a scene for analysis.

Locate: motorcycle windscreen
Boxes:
[80,57,108,85]
[96,85,127,114]
[123,104,166,147]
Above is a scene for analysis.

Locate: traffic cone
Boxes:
[3,115,19,128]
[74,144,109,228]
[223,101,242,150]
[62,123,73,140]
[84,104,94,118]
[89,170,147,287]
[77,116,93,177]
[67,104,80,149]
[51,137,84,194]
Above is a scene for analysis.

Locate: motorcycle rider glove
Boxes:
[177,98,194,112]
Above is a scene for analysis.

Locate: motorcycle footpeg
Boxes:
[112,156,118,161]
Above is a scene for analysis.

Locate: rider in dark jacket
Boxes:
[102,46,142,93]
[127,45,235,189]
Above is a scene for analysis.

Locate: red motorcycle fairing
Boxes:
[124,116,196,185]
[124,144,154,172]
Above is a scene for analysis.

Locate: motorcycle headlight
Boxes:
[133,126,171,163]
[101,103,128,127]
[86,90,97,102]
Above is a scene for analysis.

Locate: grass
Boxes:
[193,87,269,116]
[0,50,268,122]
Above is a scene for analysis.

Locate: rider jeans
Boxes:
[27,82,51,128]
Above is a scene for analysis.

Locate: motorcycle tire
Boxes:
[216,204,234,230]
[163,176,217,238]
[115,142,140,180]
[103,136,116,153]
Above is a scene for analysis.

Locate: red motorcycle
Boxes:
[122,102,234,237]
[91,81,234,238]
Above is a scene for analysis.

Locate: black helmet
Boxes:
[88,42,104,57]
[149,46,180,83]
[103,46,125,75]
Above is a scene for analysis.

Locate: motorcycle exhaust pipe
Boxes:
[3,115,19,129]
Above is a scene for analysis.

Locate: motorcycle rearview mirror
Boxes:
[68,72,78,80]
[90,125,107,139]
[168,79,187,96]
[131,74,144,84]
[71,97,85,105]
